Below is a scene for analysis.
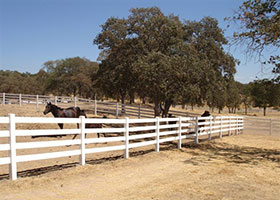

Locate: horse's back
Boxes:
[62,106,85,118]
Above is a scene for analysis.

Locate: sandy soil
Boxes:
[0,104,280,200]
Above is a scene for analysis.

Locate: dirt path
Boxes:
[0,134,280,200]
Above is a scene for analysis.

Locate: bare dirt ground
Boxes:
[0,104,280,200]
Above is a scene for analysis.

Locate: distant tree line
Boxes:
[1,5,279,116]
[0,57,99,98]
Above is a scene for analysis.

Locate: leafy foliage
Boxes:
[0,57,99,98]
[44,57,99,97]
[229,0,280,80]
[250,79,280,115]
[94,7,238,116]
[0,70,49,94]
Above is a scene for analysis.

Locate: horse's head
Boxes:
[43,102,52,115]
[201,110,210,117]
[79,109,87,117]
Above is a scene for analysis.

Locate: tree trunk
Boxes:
[263,106,267,116]
[142,98,146,104]
[161,99,173,118]
[245,105,248,115]
[121,95,126,114]
[154,100,161,117]
[129,92,135,104]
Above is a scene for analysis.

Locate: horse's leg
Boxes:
[57,123,65,138]
[72,123,80,140]
[57,123,62,129]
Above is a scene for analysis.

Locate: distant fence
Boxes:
[244,117,280,136]
[0,92,198,118]
[0,114,243,180]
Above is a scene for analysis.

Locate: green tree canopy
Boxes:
[230,0,280,80]
[44,57,99,97]
[184,17,237,110]
[250,79,280,116]
[94,7,238,116]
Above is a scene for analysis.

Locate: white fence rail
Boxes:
[0,114,243,180]
[244,117,280,135]
[0,92,198,118]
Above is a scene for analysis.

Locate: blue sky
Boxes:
[0,0,277,83]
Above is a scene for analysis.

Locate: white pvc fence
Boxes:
[0,92,198,118]
[0,93,80,108]
[0,115,243,180]
[244,117,280,135]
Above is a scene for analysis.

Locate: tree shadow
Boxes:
[2,135,278,181]
[0,143,176,181]
[182,140,280,166]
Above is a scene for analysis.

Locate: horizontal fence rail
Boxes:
[0,92,199,118]
[244,117,280,135]
[0,114,243,180]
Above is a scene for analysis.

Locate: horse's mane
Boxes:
[50,103,63,110]
[49,103,79,111]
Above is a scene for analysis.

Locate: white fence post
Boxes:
[94,100,97,115]
[138,105,141,119]
[156,117,160,152]
[228,117,231,136]
[235,117,238,135]
[195,117,199,144]
[3,93,5,105]
[19,94,22,106]
[116,103,119,119]
[237,117,240,134]
[79,116,86,166]
[208,116,212,140]
[124,117,129,159]
[55,96,58,105]
[9,114,17,180]
[36,95,39,111]
[178,116,182,149]
[219,117,223,138]
[241,117,243,134]
[239,117,242,134]
[74,97,77,107]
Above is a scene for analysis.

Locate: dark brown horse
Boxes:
[198,111,211,132]
[39,102,84,139]
[43,102,106,139]
[167,113,177,131]
[43,102,83,129]
[70,109,107,139]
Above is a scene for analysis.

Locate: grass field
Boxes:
[0,104,279,200]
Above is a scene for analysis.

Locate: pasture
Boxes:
[0,104,279,200]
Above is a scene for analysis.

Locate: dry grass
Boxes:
[0,104,279,200]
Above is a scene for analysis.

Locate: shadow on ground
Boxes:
[1,135,279,180]
[182,138,280,166]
